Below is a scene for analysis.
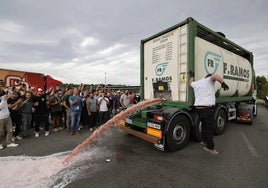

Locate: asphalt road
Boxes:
[1,105,268,188]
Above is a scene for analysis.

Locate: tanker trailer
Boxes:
[117,17,255,151]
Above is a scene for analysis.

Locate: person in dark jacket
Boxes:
[7,91,23,140]
[33,88,50,137]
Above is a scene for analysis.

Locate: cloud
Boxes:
[80,37,98,48]
[0,0,267,86]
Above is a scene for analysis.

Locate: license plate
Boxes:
[147,122,161,130]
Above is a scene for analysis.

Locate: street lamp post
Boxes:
[105,72,107,86]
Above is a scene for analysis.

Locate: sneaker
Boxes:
[203,147,219,155]
[58,127,64,131]
[16,136,23,140]
[0,145,4,150]
[52,128,59,132]
[35,132,39,138]
[45,131,50,136]
[68,132,74,136]
[7,143,19,148]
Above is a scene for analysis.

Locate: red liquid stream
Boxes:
[63,98,163,164]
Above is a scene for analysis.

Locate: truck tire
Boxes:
[191,119,203,142]
[166,115,190,151]
[215,108,227,135]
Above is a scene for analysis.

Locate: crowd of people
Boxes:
[0,84,140,149]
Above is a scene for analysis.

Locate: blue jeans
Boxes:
[21,113,32,137]
[70,111,81,133]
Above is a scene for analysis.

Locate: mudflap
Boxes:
[154,136,165,151]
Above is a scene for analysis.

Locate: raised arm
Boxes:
[210,74,229,91]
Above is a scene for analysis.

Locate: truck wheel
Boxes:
[215,108,227,135]
[166,115,190,151]
[191,119,203,142]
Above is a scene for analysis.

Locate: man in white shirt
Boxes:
[120,90,130,108]
[0,89,19,149]
[190,74,229,155]
[98,92,110,125]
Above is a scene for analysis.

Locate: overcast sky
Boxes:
[0,0,267,85]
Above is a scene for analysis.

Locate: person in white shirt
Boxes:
[190,74,229,155]
[97,92,110,125]
[120,90,130,108]
[0,89,19,149]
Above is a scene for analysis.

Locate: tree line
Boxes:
[256,76,268,99]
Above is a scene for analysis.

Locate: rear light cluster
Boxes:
[147,114,165,139]
[237,112,252,122]
[153,114,164,121]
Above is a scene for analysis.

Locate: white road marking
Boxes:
[239,130,259,157]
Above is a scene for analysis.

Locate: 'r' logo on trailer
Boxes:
[155,62,169,76]
[204,52,221,74]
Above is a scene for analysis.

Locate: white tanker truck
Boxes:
[118,17,256,151]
